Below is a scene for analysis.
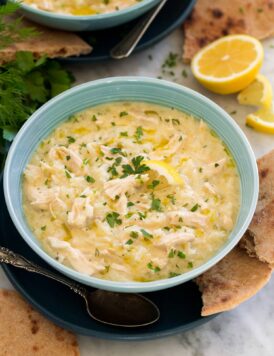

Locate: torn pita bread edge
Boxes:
[195,246,272,316]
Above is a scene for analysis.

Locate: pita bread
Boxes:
[240,150,274,263]
[0,289,80,356]
[183,0,274,63]
[247,201,274,265]
[195,246,272,316]
[255,149,274,212]
[0,18,92,65]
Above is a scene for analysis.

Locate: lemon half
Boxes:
[191,35,264,94]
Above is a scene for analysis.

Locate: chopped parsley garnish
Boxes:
[151,195,162,212]
[41,225,46,231]
[107,157,122,178]
[95,248,100,257]
[168,249,176,258]
[162,52,178,68]
[110,147,122,154]
[188,262,193,269]
[105,212,122,228]
[120,131,128,137]
[80,195,87,198]
[105,265,110,273]
[182,69,188,78]
[147,262,161,273]
[191,203,199,212]
[140,229,153,239]
[83,158,89,165]
[134,126,143,143]
[177,251,186,259]
[67,136,75,144]
[214,163,219,167]
[91,115,97,121]
[127,201,135,207]
[126,239,134,245]
[121,156,150,177]
[66,155,71,161]
[130,231,139,239]
[119,111,128,117]
[86,175,95,183]
[148,180,160,189]
[138,212,147,220]
[169,272,180,278]
[167,194,176,205]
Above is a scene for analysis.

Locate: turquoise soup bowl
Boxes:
[4,77,258,293]
[15,0,161,31]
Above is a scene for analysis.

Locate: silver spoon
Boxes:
[110,0,168,59]
[0,247,160,327]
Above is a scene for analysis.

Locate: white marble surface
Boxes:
[2,28,274,355]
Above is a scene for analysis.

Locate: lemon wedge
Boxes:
[144,160,184,185]
[246,107,274,134]
[237,74,273,108]
[191,35,264,94]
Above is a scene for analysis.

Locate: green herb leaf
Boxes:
[190,203,199,212]
[151,195,162,212]
[148,180,160,189]
[121,156,150,177]
[105,212,122,228]
[86,175,95,183]
[140,229,153,239]
[177,251,186,259]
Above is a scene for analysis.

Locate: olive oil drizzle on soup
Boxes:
[23,102,240,282]
[24,0,143,15]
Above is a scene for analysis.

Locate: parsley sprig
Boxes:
[121,156,150,178]
[0,4,74,167]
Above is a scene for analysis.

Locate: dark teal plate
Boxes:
[60,0,196,63]
[0,179,216,340]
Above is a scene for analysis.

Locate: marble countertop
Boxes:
[2,28,274,356]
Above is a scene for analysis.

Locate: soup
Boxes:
[23,0,143,15]
[22,102,240,282]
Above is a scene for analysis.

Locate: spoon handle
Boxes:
[0,246,86,297]
[110,0,167,59]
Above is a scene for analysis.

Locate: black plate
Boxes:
[0,179,216,340]
[60,0,196,63]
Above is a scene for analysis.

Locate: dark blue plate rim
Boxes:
[61,0,196,63]
[2,264,217,340]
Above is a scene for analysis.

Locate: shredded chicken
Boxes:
[48,237,105,275]
[104,174,148,200]
[49,146,84,175]
[67,196,94,228]
[26,185,60,210]
[156,231,195,249]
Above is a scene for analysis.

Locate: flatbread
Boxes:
[195,246,272,316]
[183,0,274,63]
[0,18,92,65]
[0,289,80,356]
[255,149,274,212]
[240,149,274,263]
[248,201,274,265]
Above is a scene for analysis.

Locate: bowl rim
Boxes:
[4,76,259,293]
[15,0,160,20]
